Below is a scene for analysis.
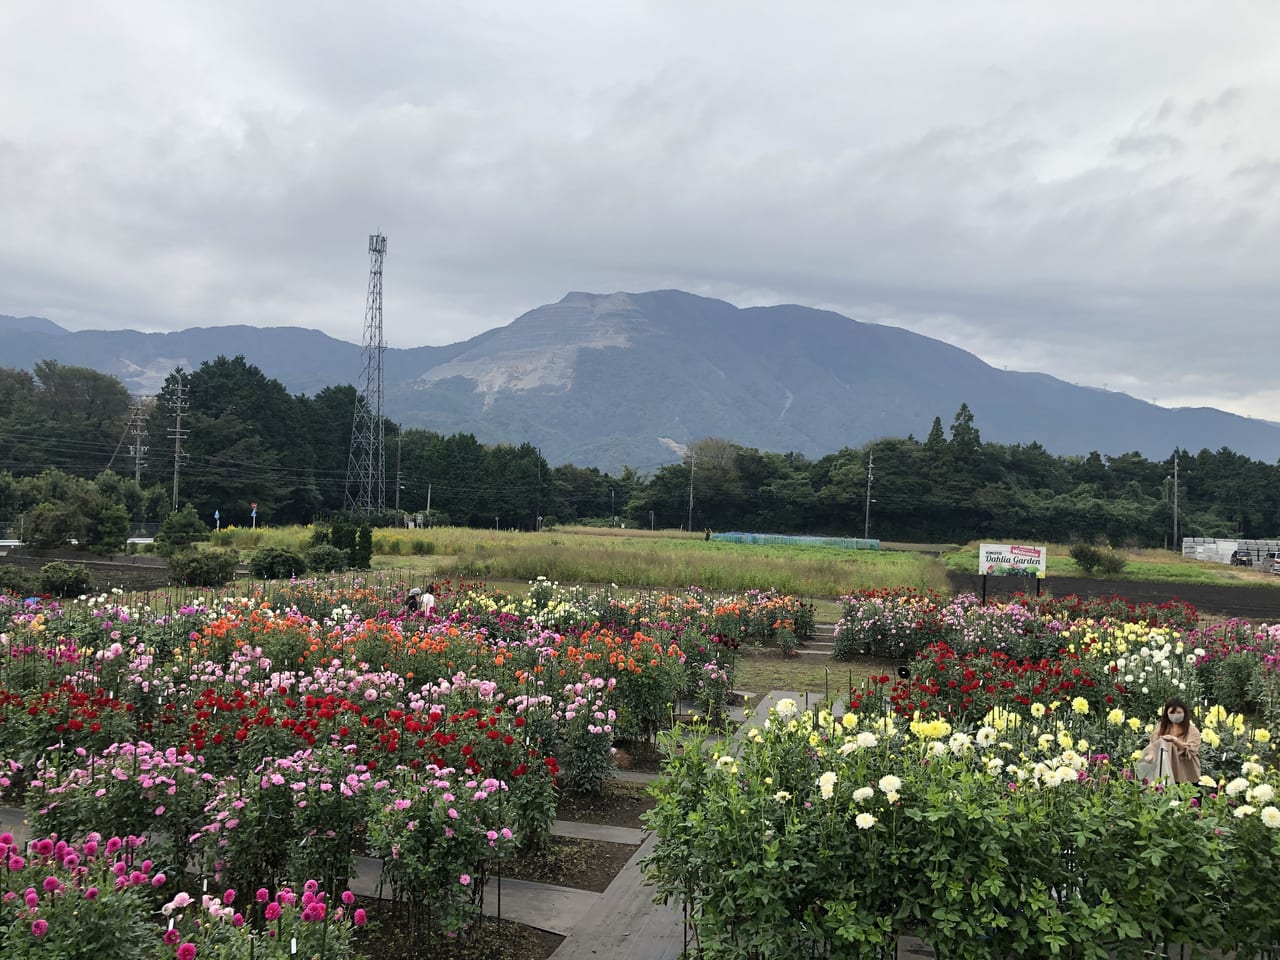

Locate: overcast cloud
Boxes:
[2,2,1279,422]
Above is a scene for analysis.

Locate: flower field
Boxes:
[647,591,1280,959]
[0,578,805,958]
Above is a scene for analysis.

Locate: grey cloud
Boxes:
[2,3,1280,424]
[1187,87,1243,125]
[1112,132,1184,157]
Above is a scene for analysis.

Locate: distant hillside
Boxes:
[0,316,459,397]
[5,291,1280,471]
[0,314,68,336]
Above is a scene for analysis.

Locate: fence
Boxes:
[711,531,880,550]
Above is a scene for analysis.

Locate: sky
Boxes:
[2,2,1279,421]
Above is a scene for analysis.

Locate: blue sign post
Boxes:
[214,509,220,531]
[251,503,257,530]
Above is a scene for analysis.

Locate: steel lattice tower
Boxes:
[345,233,387,513]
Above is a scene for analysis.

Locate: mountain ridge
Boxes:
[2,292,1278,472]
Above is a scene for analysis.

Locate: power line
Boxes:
[103,407,134,474]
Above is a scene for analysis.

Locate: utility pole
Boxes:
[1173,451,1179,552]
[687,456,695,534]
[394,427,402,514]
[864,451,874,539]
[127,398,149,483]
[426,482,431,525]
[168,379,188,511]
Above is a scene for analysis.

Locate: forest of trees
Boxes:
[2,357,1278,548]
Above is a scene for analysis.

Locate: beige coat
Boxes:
[1142,721,1202,784]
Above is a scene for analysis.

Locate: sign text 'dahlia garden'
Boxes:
[979,542,1048,578]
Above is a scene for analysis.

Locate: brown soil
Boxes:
[556,782,656,829]
[355,903,563,960]
[611,739,664,773]
[501,836,638,892]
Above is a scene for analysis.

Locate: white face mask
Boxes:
[1168,711,1185,724]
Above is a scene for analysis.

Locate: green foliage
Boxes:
[0,834,157,960]
[1070,543,1103,573]
[0,363,132,481]
[304,543,348,573]
[37,560,93,597]
[85,501,130,555]
[143,358,321,523]
[329,516,357,563]
[364,765,518,935]
[21,500,85,547]
[0,564,37,596]
[163,882,360,960]
[168,547,240,587]
[1209,650,1261,715]
[1095,548,1128,575]
[10,355,1280,548]
[209,528,262,549]
[353,524,373,569]
[1071,543,1128,575]
[156,503,210,557]
[247,546,309,580]
[645,706,1280,960]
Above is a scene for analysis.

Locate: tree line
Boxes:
[1,357,1278,547]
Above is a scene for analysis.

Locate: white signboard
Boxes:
[979,543,1047,579]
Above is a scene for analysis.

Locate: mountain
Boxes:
[0,314,69,336]
[0,314,461,397]
[4,291,1280,471]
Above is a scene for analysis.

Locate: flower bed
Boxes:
[833,587,1199,661]
[0,578,781,953]
[0,830,365,960]
[648,598,1280,959]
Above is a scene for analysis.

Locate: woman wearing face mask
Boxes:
[1141,698,1202,784]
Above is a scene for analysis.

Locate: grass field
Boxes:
[213,524,948,598]
[205,527,1279,599]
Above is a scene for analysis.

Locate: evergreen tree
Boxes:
[354,524,374,569]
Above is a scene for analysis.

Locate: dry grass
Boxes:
[217,524,948,598]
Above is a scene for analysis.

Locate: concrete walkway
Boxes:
[550,819,645,845]
[547,830,685,960]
